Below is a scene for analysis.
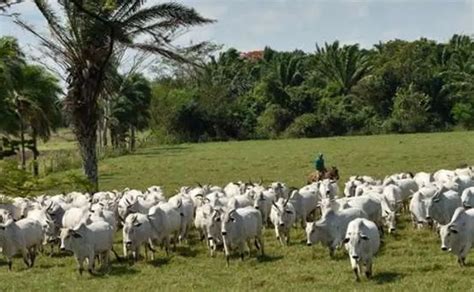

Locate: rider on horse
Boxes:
[315,153,326,176]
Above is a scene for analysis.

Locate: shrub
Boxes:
[284,113,321,138]
[256,104,292,138]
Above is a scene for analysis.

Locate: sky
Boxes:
[0,0,472,61]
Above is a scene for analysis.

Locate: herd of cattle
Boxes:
[1,166,474,281]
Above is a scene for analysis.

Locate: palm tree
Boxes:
[109,73,151,151]
[14,0,213,190]
[314,41,371,95]
[0,36,24,160]
[18,65,62,175]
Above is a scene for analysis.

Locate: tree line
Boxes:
[1,0,473,192]
[150,35,474,142]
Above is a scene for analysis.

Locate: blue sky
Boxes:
[0,0,472,55]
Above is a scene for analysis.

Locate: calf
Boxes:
[270,198,296,246]
[253,189,275,226]
[344,218,381,281]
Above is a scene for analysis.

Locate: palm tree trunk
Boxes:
[16,98,26,170]
[32,130,39,176]
[103,117,108,148]
[69,82,101,192]
[130,126,136,152]
[77,127,99,191]
[19,119,26,170]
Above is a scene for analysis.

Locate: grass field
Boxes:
[2,131,474,291]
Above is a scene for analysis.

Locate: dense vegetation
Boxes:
[150,35,474,142]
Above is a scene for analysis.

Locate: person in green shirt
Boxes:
[315,153,326,173]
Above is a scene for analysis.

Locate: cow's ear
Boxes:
[342,238,350,244]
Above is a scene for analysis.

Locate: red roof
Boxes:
[240,50,264,61]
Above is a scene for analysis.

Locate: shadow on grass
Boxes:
[256,254,284,263]
[175,246,198,258]
[373,272,404,284]
[38,263,66,269]
[130,146,189,157]
[148,257,171,267]
[50,252,73,259]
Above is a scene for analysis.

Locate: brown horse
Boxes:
[307,166,340,183]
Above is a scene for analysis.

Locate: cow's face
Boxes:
[440,224,458,251]
[343,233,368,261]
[383,210,396,233]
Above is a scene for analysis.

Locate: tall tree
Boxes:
[15,0,213,190]
[109,73,151,151]
[313,41,371,95]
[18,65,62,174]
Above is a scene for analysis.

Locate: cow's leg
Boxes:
[365,260,373,278]
[21,248,30,268]
[76,256,84,275]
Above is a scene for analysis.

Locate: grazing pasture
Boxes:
[2,131,474,291]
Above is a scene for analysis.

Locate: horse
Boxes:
[307,166,340,184]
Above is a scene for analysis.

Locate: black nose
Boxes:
[60,247,65,251]
[390,228,396,232]
[352,255,359,259]
[279,223,284,227]
[255,206,259,209]
[441,247,448,251]
[221,231,227,236]
[207,237,213,240]
[426,216,431,220]
[306,242,312,246]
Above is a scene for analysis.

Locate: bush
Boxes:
[256,104,292,138]
[0,160,92,197]
[385,84,431,133]
[284,113,321,138]
[452,101,474,129]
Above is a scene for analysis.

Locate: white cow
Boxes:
[306,208,367,257]
[0,218,43,270]
[461,187,474,209]
[426,188,462,225]
[60,221,115,275]
[147,202,182,254]
[440,207,474,266]
[221,207,264,265]
[344,218,381,281]
[270,198,296,246]
[253,189,276,226]
[289,189,319,228]
[122,213,155,262]
[413,172,433,188]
